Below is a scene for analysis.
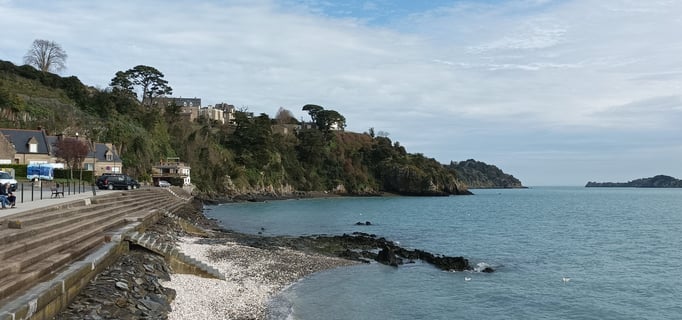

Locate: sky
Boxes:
[1,0,681,186]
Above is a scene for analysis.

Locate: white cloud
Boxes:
[1,0,682,185]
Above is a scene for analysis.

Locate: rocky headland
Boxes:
[446,159,525,189]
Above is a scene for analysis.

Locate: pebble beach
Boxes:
[164,236,358,320]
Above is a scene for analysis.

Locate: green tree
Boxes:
[302,104,324,123]
[316,109,346,132]
[23,39,68,73]
[109,65,172,106]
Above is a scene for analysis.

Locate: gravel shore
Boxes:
[164,236,358,320]
[54,198,476,319]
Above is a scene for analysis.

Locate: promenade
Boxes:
[1,183,118,217]
[0,186,189,320]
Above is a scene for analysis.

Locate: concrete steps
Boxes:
[0,193,164,247]
[0,191,160,232]
[0,188,189,307]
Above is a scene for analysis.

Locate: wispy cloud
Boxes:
[1,0,681,185]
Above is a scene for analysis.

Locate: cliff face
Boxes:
[380,162,471,196]
[586,175,682,188]
[446,159,524,189]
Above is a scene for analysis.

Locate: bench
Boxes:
[51,187,64,198]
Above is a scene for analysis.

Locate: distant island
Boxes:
[585,175,682,188]
[446,159,525,189]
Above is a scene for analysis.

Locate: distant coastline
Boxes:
[585,175,682,188]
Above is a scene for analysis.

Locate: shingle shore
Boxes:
[164,236,358,320]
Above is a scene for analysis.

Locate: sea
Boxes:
[203,187,682,320]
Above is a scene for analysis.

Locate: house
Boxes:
[272,123,299,135]
[151,157,191,186]
[46,135,122,176]
[148,97,202,108]
[215,103,237,124]
[296,121,344,132]
[0,128,53,164]
[82,142,123,176]
[199,107,225,124]
[180,105,200,122]
[0,133,16,164]
[0,128,122,176]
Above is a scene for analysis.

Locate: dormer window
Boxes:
[105,150,113,161]
[27,137,38,153]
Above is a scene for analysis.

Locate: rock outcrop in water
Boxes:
[267,232,485,272]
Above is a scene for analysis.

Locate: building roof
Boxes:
[87,143,122,162]
[0,128,51,154]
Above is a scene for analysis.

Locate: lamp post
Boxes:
[77,133,83,193]
[91,140,97,196]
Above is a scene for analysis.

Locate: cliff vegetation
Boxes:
[446,159,524,188]
[0,60,480,197]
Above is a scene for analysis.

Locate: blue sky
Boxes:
[1,0,681,186]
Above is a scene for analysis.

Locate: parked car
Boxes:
[0,171,18,192]
[130,179,141,189]
[157,180,171,188]
[96,174,139,190]
[96,173,120,189]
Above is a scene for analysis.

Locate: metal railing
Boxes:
[13,180,95,204]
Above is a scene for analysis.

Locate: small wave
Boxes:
[474,262,491,272]
[265,292,295,320]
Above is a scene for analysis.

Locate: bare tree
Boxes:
[275,107,296,124]
[23,39,68,73]
[54,137,90,179]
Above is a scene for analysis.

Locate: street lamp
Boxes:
[91,140,97,196]
[77,133,83,192]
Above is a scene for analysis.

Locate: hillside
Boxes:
[0,60,97,132]
[0,59,476,197]
[446,159,524,189]
[585,175,682,188]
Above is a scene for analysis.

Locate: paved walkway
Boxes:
[0,187,124,218]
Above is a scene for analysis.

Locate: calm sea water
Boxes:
[204,187,682,319]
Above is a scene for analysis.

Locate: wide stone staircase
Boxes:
[0,188,190,319]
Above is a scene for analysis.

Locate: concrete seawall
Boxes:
[0,187,218,320]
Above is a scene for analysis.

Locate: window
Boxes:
[29,143,37,153]
[84,163,94,171]
[105,151,113,161]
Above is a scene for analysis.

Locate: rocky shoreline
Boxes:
[55,198,490,319]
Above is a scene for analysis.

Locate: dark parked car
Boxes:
[96,174,139,190]
[130,179,141,189]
